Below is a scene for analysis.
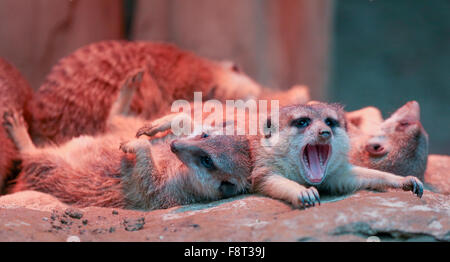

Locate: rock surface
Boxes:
[1,154,448,242]
[425,154,450,195]
[0,189,448,242]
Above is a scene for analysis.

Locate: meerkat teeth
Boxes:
[251,102,425,209]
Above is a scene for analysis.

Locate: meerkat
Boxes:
[249,102,424,208]
[346,101,429,181]
[3,87,252,209]
[28,40,263,145]
[0,58,33,193]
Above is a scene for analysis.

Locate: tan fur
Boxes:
[260,85,310,107]
[28,40,262,146]
[347,101,429,181]
[0,58,33,193]
[3,109,252,210]
[249,103,424,208]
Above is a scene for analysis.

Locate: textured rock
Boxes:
[425,154,450,195]
[0,190,448,242]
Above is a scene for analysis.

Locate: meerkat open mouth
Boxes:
[301,144,331,184]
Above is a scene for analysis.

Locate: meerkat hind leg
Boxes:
[108,70,144,120]
[2,110,35,152]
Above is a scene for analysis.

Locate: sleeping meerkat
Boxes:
[28,40,263,145]
[249,102,423,208]
[346,101,429,181]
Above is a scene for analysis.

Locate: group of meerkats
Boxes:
[0,40,429,210]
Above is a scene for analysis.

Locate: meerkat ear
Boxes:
[389,101,421,123]
[328,103,348,131]
[306,100,321,105]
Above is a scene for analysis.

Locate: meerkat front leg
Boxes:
[120,139,159,178]
[135,112,192,138]
[107,70,144,123]
[255,173,320,208]
[2,110,35,153]
[328,166,423,198]
[120,139,160,206]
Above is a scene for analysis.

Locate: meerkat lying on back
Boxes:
[28,40,263,145]
[0,58,33,193]
[250,102,423,208]
[2,71,252,209]
[2,109,251,209]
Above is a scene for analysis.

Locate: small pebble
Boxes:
[65,208,84,219]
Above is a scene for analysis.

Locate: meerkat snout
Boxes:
[318,128,332,142]
[219,181,238,198]
[365,137,389,157]
[170,140,179,153]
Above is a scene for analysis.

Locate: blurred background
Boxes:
[0,0,448,154]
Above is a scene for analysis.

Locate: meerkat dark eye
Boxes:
[396,121,411,132]
[231,64,241,73]
[399,121,410,127]
[325,118,339,128]
[200,132,209,138]
[199,155,215,170]
[291,117,311,128]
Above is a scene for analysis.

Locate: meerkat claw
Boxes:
[402,176,423,198]
[298,193,306,208]
[298,187,320,208]
[312,187,321,205]
[134,71,143,83]
[2,111,13,128]
[136,124,154,138]
[119,141,135,154]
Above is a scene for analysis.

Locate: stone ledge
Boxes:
[0,189,448,242]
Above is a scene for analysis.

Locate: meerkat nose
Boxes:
[170,141,179,153]
[365,142,386,156]
[318,129,331,141]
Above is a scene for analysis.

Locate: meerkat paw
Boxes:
[297,187,320,208]
[120,139,150,154]
[136,123,161,138]
[2,110,26,137]
[401,176,424,198]
[136,113,189,138]
[123,70,144,91]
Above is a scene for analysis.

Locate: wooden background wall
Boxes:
[0,0,333,100]
[0,0,124,90]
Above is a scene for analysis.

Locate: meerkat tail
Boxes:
[2,111,35,153]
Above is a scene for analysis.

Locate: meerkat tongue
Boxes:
[304,144,329,183]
